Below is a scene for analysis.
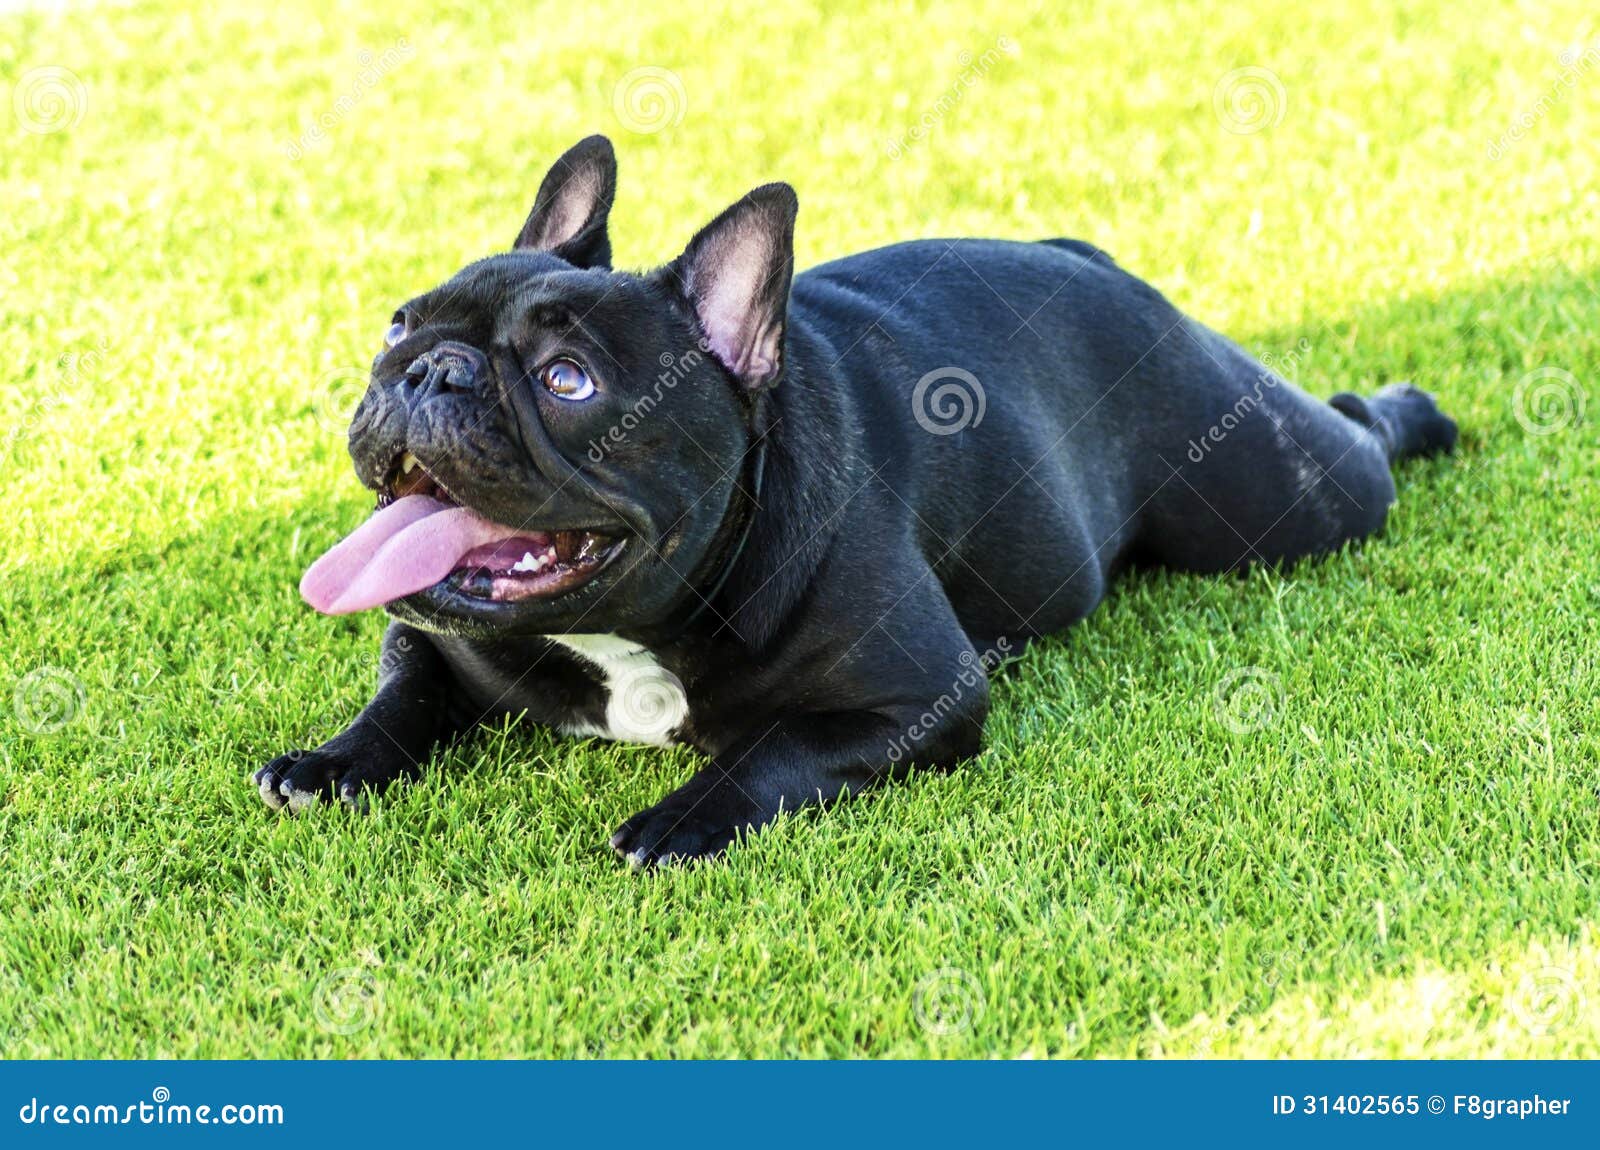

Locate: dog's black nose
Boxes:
[400,341,488,400]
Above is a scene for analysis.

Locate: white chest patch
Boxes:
[548,633,689,747]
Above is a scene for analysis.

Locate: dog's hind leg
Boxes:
[1137,364,1456,574]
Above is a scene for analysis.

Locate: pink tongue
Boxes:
[300,495,529,615]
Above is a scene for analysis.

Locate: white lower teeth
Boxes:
[508,547,559,575]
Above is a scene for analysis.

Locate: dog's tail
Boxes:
[1329,382,1458,464]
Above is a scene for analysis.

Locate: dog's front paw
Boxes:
[251,744,413,813]
[609,777,770,868]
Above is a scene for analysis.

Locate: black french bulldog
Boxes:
[257,135,1456,865]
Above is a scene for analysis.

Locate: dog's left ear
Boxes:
[514,135,617,268]
[665,183,798,391]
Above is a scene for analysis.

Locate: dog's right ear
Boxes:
[513,135,617,268]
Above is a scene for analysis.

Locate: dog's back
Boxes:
[785,236,1452,640]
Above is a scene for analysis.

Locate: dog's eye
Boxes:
[539,358,595,401]
[383,313,407,348]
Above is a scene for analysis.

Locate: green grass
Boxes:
[2,0,1597,1058]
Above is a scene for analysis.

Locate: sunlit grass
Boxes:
[0,0,1595,1057]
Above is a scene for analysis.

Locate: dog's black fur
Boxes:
[256,136,1457,864]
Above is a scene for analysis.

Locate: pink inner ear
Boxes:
[533,169,601,249]
[695,221,778,378]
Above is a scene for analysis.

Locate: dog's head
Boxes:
[300,136,797,638]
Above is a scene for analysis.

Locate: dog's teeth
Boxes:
[509,551,539,573]
[401,453,419,475]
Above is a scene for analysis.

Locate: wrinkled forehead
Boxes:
[411,254,651,345]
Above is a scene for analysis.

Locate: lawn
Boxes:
[1,0,1596,1058]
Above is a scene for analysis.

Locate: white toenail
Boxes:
[284,787,320,813]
